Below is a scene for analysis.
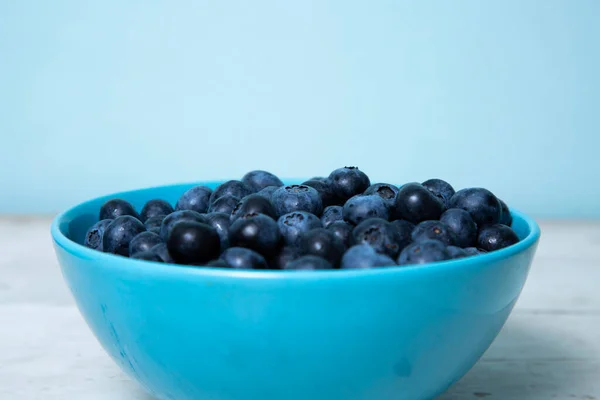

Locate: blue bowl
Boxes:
[51,181,540,400]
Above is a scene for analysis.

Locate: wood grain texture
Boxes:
[0,218,598,399]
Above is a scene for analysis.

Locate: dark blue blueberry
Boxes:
[320,205,344,228]
[449,188,502,227]
[300,228,345,267]
[364,183,399,208]
[308,176,328,183]
[131,251,163,262]
[140,199,174,222]
[176,186,212,213]
[343,195,389,225]
[422,179,455,208]
[477,224,519,252]
[326,221,353,248]
[150,243,175,263]
[84,219,113,251]
[440,208,478,248]
[204,212,231,250]
[340,244,396,269]
[256,186,280,202]
[269,246,299,269]
[241,170,284,192]
[397,240,451,266]
[351,218,405,258]
[411,220,457,246]
[393,183,445,223]
[102,216,146,256]
[206,259,231,268]
[285,255,333,271]
[229,213,281,257]
[271,185,323,217]
[99,199,139,221]
[301,179,340,208]
[209,180,252,205]
[499,198,512,226]
[277,211,321,247]
[166,221,220,265]
[446,245,468,259]
[144,215,164,234]
[220,247,268,270]
[208,194,240,214]
[328,167,371,202]
[389,220,414,250]
[159,210,207,241]
[129,231,163,257]
[230,194,277,221]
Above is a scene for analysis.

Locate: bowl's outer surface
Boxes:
[51,181,540,400]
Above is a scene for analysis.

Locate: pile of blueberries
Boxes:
[84,167,519,270]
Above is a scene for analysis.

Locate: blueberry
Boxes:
[140,199,174,222]
[256,185,280,202]
[209,180,252,204]
[129,231,163,257]
[320,205,344,228]
[160,210,207,241]
[397,240,451,265]
[241,170,284,192]
[271,185,323,217]
[204,212,231,250]
[351,218,405,258]
[166,221,220,265]
[389,220,414,250]
[285,255,333,270]
[422,179,455,208]
[269,246,299,269]
[176,186,213,213]
[411,220,457,246]
[340,244,396,269]
[149,243,175,263]
[220,247,268,269]
[364,183,399,208]
[206,259,231,268]
[301,228,345,267]
[463,247,482,256]
[229,213,281,257]
[477,224,519,252]
[144,215,164,234]
[102,216,146,256]
[131,251,163,262]
[343,195,389,225]
[84,219,113,251]
[326,221,353,248]
[277,211,322,247]
[449,188,502,227]
[446,245,468,259]
[328,167,371,202]
[308,176,328,183]
[393,183,445,223]
[440,208,478,248]
[301,179,340,208]
[231,194,277,221]
[208,194,240,214]
[99,199,139,221]
[499,198,512,226]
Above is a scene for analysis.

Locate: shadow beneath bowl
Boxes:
[438,313,596,400]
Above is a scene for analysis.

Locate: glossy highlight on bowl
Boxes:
[51,181,540,400]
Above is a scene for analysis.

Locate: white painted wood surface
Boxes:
[0,218,598,400]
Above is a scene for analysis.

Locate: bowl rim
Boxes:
[51,181,541,281]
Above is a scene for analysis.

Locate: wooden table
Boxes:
[1,218,598,399]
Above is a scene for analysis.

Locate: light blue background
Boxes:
[1,1,598,217]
